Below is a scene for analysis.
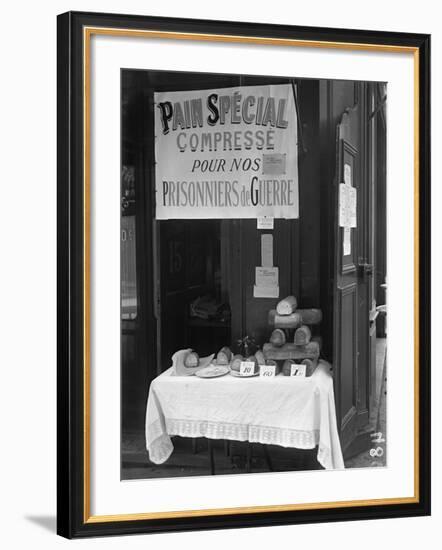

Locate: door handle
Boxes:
[358,262,373,278]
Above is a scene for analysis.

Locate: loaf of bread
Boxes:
[268,310,302,328]
[263,340,320,361]
[276,295,298,315]
[301,357,318,377]
[216,346,232,365]
[294,325,312,345]
[270,328,286,347]
[296,308,322,324]
[184,351,199,368]
[230,354,244,372]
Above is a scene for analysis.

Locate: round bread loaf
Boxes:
[276,295,298,315]
[270,328,286,348]
[216,346,232,365]
[230,354,244,372]
[184,351,199,368]
[294,324,312,345]
[301,358,317,376]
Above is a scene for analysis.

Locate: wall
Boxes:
[0,1,439,550]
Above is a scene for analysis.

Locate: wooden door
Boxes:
[333,100,371,454]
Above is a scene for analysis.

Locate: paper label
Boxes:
[261,234,273,267]
[255,266,279,287]
[348,186,356,227]
[343,227,351,256]
[262,153,286,175]
[253,285,280,298]
[257,217,274,230]
[290,363,306,377]
[260,364,276,378]
[344,163,352,186]
[240,361,256,376]
[339,183,357,228]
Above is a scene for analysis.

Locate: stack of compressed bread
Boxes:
[263,295,323,377]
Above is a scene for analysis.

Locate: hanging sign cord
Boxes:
[291,79,307,156]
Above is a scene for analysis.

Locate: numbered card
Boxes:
[259,364,276,378]
[239,361,256,376]
[290,363,306,377]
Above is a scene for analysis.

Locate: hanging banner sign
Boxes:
[154,84,299,219]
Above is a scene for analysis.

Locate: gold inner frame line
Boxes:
[82,26,420,524]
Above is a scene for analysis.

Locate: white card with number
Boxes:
[290,363,306,377]
[239,361,256,376]
[259,364,276,378]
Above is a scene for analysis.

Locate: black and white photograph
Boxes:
[120,69,387,480]
[0,0,435,544]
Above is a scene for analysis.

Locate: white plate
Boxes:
[195,365,230,378]
[229,370,259,378]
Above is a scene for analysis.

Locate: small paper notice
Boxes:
[261,234,273,267]
[257,217,274,230]
[260,364,276,378]
[240,361,256,376]
[255,267,279,287]
[344,163,352,186]
[262,153,286,175]
[290,363,306,377]
[253,285,279,298]
[339,183,357,228]
[343,227,351,256]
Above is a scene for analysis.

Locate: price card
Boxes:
[259,364,276,378]
[290,363,306,377]
[240,361,256,376]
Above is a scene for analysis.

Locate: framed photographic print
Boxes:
[57,11,431,538]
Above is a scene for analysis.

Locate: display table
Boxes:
[145,360,344,470]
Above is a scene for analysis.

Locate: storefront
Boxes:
[121,68,386,473]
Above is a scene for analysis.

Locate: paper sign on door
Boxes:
[343,227,351,256]
[344,163,352,186]
[339,183,357,228]
[255,267,279,287]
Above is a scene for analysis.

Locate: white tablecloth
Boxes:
[145,360,344,470]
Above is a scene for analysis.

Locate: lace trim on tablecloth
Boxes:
[146,418,329,466]
[165,418,320,449]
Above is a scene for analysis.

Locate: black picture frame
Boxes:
[57,10,431,538]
